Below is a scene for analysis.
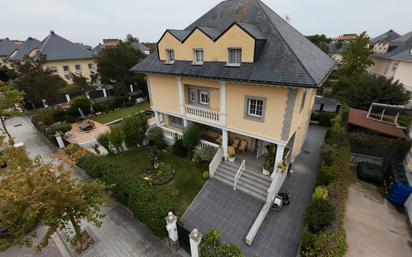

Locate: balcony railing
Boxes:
[185,105,220,124]
[160,126,220,150]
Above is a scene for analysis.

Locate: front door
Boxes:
[256,139,268,159]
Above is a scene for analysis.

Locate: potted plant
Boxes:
[262,144,276,175]
[228,146,236,162]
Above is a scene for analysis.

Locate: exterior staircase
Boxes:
[214,161,272,201]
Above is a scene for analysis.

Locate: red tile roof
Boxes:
[348,108,407,138]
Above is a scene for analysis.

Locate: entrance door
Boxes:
[256,139,268,159]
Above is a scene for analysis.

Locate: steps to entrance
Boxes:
[214,161,271,201]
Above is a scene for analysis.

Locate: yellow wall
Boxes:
[147,74,180,114]
[44,58,97,83]
[226,83,289,140]
[183,78,220,111]
[158,24,255,63]
[369,58,389,76]
[394,61,412,92]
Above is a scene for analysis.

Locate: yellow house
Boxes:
[132,0,334,243]
[369,30,412,93]
[8,31,97,84]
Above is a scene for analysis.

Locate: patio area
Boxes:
[181,125,327,257]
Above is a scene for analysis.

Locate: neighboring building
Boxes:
[93,38,151,55]
[333,33,357,42]
[8,37,41,62]
[132,0,334,244]
[368,30,412,93]
[313,96,341,113]
[328,41,349,63]
[0,38,19,68]
[130,41,150,55]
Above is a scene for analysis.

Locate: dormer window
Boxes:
[228,48,242,66]
[166,49,175,64]
[193,49,204,65]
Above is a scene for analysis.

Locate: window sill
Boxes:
[191,62,204,66]
[164,61,175,65]
[225,63,241,67]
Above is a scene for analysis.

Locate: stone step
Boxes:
[218,166,270,192]
[221,161,272,182]
[219,163,271,187]
[213,174,266,201]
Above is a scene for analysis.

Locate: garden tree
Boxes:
[0,81,24,137]
[97,133,111,154]
[337,32,373,88]
[0,65,18,82]
[96,42,147,101]
[306,34,331,54]
[14,55,67,106]
[182,125,201,158]
[70,96,92,116]
[340,74,411,110]
[0,138,109,251]
[71,73,93,93]
[107,127,124,152]
[121,114,148,149]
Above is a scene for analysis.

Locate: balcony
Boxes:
[184,104,220,124]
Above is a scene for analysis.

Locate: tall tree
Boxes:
[96,43,147,101]
[0,81,24,137]
[71,73,93,93]
[341,74,411,110]
[0,65,18,82]
[306,34,332,54]
[14,55,67,106]
[0,139,109,251]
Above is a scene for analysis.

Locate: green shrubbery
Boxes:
[311,112,337,126]
[193,147,217,163]
[200,229,244,257]
[78,155,174,237]
[301,114,349,257]
[92,97,124,113]
[147,127,167,149]
[172,138,188,157]
[182,125,201,157]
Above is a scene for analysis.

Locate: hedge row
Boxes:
[310,112,337,127]
[301,114,350,257]
[77,155,174,237]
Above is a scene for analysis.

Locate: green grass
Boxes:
[105,147,208,216]
[92,102,150,124]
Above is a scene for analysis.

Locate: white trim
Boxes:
[220,81,227,126]
[199,90,209,105]
[177,77,185,115]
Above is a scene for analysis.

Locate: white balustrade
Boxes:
[209,148,223,178]
[198,139,220,149]
[234,160,246,190]
[185,105,220,124]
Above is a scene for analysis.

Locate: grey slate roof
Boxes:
[390,49,412,62]
[0,38,19,57]
[328,41,349,54]
[370,30,400,46]
[8,37,40,61]
[130,41,150,53]
[131,0,335,88]
[372,31,412,61]
[315,95,341,106]
[38,31,93,61]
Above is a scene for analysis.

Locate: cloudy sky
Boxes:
[2,0,411,47]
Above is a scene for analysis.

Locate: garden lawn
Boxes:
[92,102,150,124]
[105,147,208,216]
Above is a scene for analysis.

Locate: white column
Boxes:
[129,84,134,93]
[183,119,189,128]
[220,81,227,126]
[165,212,179,251]
[65,94,71,103]
[55,133,65,149]
[189,229,202,257]
[102,88,108,98]
[177,77,185,116]
[272,144,285,175]
[154,112,161,127]
[222,129,228,160]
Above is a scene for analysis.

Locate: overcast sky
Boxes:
[2,0,412,46]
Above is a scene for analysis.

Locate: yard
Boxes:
[105,146,208,216]
[92,102,150,124]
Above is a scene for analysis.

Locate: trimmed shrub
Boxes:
[147,127,167,149]
[108,127,124,152]
[193,147,217,163]
[317,166,339,186]
[301,227,347,257]
[200,229,244,257]
[97,133,111,154]
[49,122,72,135]
[313,186,329,200]
[32,109,55,126]
[172,138,188,157]
[202,171,209,180]
[182,125,201,157]
[70,95,92,115]
[65,144,81,156]
[304,198,336,234]
[122,114,148,149]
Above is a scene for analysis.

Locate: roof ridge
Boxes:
[255,0,316,85]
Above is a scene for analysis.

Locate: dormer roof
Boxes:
[8,37,41,61]
[0,38,19,57]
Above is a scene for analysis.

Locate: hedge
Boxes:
[301,114,349,257]
[311,112,337,127]
[77,155,174,237]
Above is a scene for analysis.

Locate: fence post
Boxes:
[65,94,71,103]
[189,229,202,257]
[165,212,179,251]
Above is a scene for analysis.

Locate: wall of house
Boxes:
[183,78,220,111]
[158,24,255,63]
[369,58,389,76]
[44,58,97,83]
[394,61,412,92]
[147,74,180,114]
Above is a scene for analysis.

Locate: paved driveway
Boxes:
[181,125,327,257]
[2,116,183,257]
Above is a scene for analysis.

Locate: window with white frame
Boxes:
[88,63,95,70]
[300,91,307,113]
[193,49,204,64]
[169,115,183,128]
[166,49,175,63]
[75,64,81,72]
[199,90,209,105]
[48,66,58,73]
[244,96,266,122]
[189,88,197,103]
[63,65,70,73]
[228,48,242,65]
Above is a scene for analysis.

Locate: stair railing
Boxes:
[234,160,246,190]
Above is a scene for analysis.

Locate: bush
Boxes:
[32,109,55,126]
[147,127,167,149]
[200,229,244,257]
[182,125,201,157]
[97,133,111,154]
[202,171,209,180]
[49,122,72,135]
[172,138,188,157]
[65,144,81,156]
[70,96,92,115]
[317,166,339,186]
[311,112,336,126]
[108,127,124,152]
[92,97,124,113]
[313,186,329,200]
[301,228,347,257]
[78,155,174,237]
[193,147,217,163]
[304,198,336,234]
[121,114,148,149]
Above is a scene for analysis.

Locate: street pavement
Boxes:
[1,116,184,257]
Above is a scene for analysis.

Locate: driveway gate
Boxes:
[177,221,191,254]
